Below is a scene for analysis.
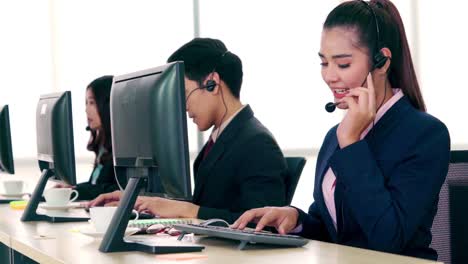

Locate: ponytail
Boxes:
[372,0,426,111]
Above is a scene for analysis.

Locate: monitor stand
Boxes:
[21,169,89,223]
[99,168,204,254]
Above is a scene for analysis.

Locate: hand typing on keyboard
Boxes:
[173,219,309,249]
[134,196,200,218]
[231,206,300,234]
[196,219,279,236]
[88,191,200,219]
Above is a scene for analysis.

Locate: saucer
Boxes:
[79,226,140,239]
[38,202,84,210]
[0,192,26,198]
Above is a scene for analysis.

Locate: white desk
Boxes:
[0,205,442,264]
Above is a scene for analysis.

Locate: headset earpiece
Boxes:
[360,1,388,70]
[373,51,388,69]
[201,50,229,92]
[204,80,216,92]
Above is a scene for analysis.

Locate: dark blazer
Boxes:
[193,105,287,223]
[74,160,124,200]
[296,97,450,260]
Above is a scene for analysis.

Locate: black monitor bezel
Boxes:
[36,91,76,185]
[0,105,14,174]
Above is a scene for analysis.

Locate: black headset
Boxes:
[360,0,388,69]
[361,0,391,138]
[203,79,216,92]
[185,50,230,104]
[201,50,229,92]
[326,1,390,113]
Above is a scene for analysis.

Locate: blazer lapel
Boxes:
[192,141,226,201]
[332,97,411,241]
[316,132,340,241]
[192,105,254,203]
[364,96,410,143]
[316,135,338,188]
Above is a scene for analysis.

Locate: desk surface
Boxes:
[0,205,442,264]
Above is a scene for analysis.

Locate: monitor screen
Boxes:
[0,105,14,174]
[111,61,191,199]
[36,91,76,185]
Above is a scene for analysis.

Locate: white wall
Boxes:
[0,1,54,158]
[418,1,468,148]
[51,0,196,160]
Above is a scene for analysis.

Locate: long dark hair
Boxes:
[86,75,113,165]
[323,0,426,111]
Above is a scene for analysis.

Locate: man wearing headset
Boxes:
[89,38,287,223]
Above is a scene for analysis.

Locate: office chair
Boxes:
[284,157,307,205]
[430,150,468,264]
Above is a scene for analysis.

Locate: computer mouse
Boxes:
[146,224,166,234]
[166,227,182,236]
[137,211,155,219]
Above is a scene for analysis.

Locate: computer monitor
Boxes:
[36,91,76,185]
[0,105,14,174]
[111,63,192,199]
[99,61,202,254]
[22,91,88,222]
[0,105,19,204]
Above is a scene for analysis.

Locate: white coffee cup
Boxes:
[89,206,139,233]
[43,188,78,206]
[1,180,25,195]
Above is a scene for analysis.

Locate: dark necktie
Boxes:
[202,138,215,160]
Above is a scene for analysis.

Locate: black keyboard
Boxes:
[173,223,308,249]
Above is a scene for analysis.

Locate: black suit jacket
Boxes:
[74,160,125,200]
[193,105,287,223]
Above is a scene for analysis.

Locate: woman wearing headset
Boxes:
[233,0,450,260]
[57,76,124,200]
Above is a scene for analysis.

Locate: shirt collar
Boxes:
[211,104,247,143]
[360,89,404,139]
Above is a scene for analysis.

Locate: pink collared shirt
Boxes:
[322,89,404,230]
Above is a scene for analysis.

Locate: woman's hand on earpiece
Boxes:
[336,73,376,148]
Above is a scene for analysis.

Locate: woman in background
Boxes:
[59,75,123,200]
